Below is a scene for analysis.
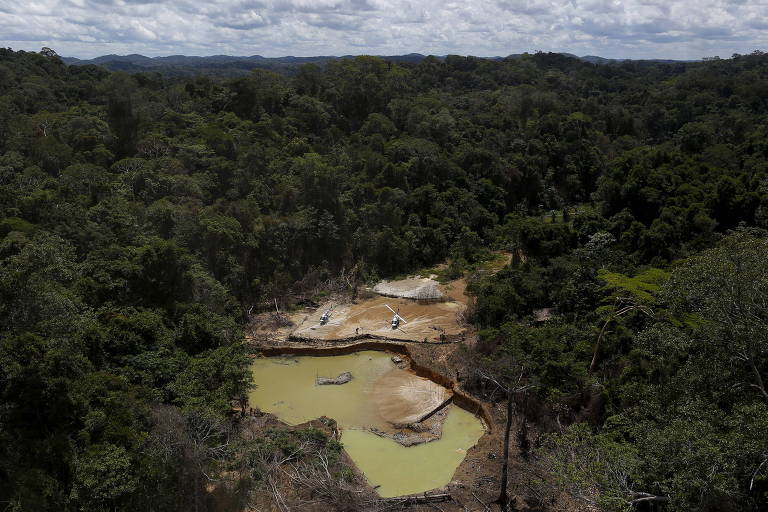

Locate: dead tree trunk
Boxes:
[239,396,247,418]
[477,367,534,512]
[497,389,514,511]
[385,493,452,505]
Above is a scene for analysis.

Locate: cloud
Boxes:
[497,0,553,16]
[0,0,766,59]
[215,8,272,30]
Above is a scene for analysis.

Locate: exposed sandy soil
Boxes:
[290,279,468,343]
[372,368,453,425]
[373,277,444,300]
[441,277,470,306]
[370,404,452,447]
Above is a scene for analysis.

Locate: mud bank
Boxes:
[288,333,455,345]
[252,341,493,431]
[369,405,449,446]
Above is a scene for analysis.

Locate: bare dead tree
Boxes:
[477,366,536,512]
[112,157,146,174]
[137,136,170,158]
[34,118,53,137]
[736,350,768,402]
[281,449,380,511]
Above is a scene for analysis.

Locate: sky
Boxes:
[1,0,766,60]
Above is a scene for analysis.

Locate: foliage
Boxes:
[597,267,669,306]
[538,423,640,512]
[3,47,768,510]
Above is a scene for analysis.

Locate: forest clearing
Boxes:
[290,276,468,342]
[241,262,537,510]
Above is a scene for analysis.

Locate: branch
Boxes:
[471,491,491,512]
[630,492,670,504]
[746,356,768,402]
[476,367,533,395]
[751,454,768,491]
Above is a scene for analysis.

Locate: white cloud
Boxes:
[0,0,766,59]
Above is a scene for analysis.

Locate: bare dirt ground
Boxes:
[372,368,453,425]
[245,310,305,343]
[290,278,468,343]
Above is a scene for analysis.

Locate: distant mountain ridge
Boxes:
[61,52,693,76]
[62,52,429,66]
[61,53,430,76]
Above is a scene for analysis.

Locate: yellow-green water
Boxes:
[342,406,485,497]
[249,351,485,497]
[249,351,394,428]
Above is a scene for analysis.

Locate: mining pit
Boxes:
[244,267,520,506]
[248,350,486,498]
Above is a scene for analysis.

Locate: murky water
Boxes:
[249,351,394,428]
[249,351,485,497]
[342,406,485,497]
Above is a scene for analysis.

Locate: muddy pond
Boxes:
[249,351,485,497]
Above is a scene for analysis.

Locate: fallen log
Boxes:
[384,493,452,505]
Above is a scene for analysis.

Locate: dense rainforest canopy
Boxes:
[1,47,767,511]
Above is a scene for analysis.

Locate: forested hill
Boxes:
[1,47,768,511]
[60,53,416,76]
[59,52,689,77]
